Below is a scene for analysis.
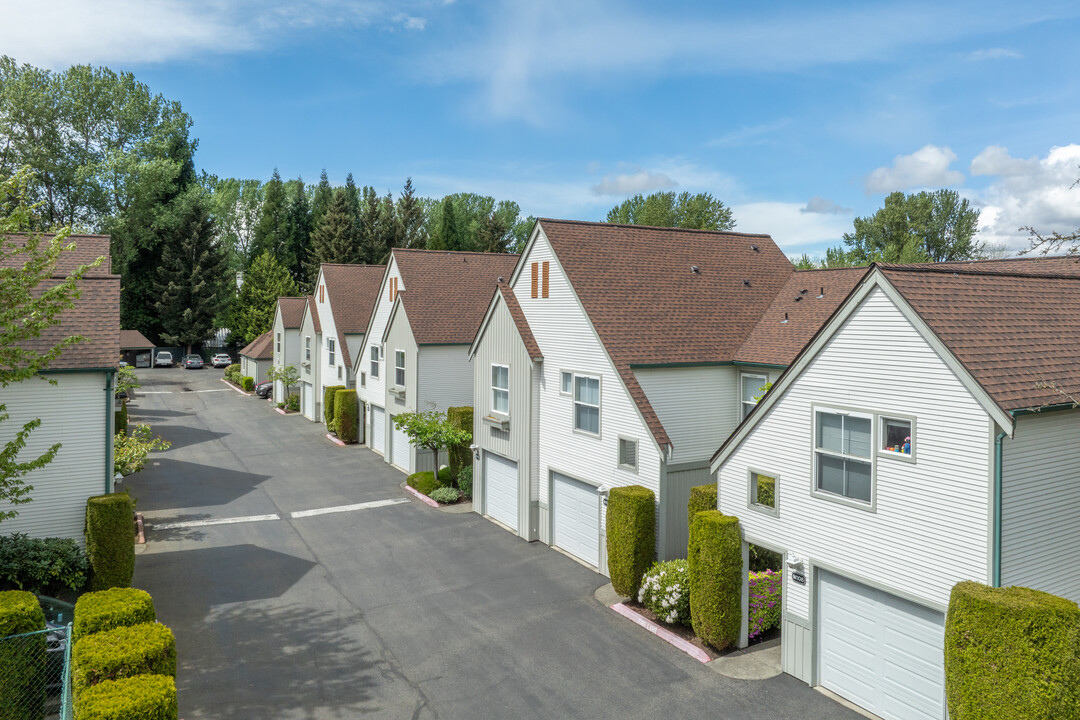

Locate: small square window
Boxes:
[881,417,913,457]
[560,371,572,395]
[751,472,777,511]
[618,437,637,470]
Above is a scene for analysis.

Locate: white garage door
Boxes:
[302,382,314,420]
[371,405,385,454]
[484,452,518,532]
[818,570,945,720]
[552,473,599,567]
[391,417,410,471]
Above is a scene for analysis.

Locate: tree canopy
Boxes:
[231,251,297,345]
[606,191,735,231]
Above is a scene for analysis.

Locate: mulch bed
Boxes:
[621,600,722,660]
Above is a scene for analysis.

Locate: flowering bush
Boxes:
[638,559,691,626]
[114,425,171,476]
[748,569,782,639]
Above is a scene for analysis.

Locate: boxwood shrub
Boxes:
[687,484,717,529]
[73,622,176,700]
[85,493,135,591]
[74,674,177,720]
[688,510,741,650]
[0,533,89,595]
[73,588,156,644]
[945,581,1080,719]
[334,390,358,443]
[406,468,452,497]
[606,485,655,598]
[0,590,46,720]
[323,385,346,429]
[446,406,473,478]
[241,376,254,392]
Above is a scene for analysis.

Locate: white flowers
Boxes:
[638,559,691,627]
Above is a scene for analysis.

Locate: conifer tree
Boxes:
[395,177,426,249]
[251,169,287,261]
[231,251,298,344]
[357,185,386,264]
[429,196,464,251]
[283,177,312,289]
[306,188,359,282]
[310,170,333,229]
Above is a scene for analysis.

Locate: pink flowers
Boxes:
[748,569,783,639]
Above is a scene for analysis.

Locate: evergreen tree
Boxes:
[357,185,387,264]
[283,177,312,290]
[306,188,359,282]
[429,196,464,251]
[251,169,287,261]
[310,170,333,229]
[231,251,298,344]
[344,173,361,222]
[395,177,426,249]
[155,189,229,353]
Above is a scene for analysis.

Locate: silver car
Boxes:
[211,353,232,368]
[154,351,173,367]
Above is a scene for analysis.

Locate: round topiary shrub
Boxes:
[0,590,46,720]
[323,385,346,428]
[687,484,717,529]
[241,376,254,392]
[73,588,156,644]
[74,674,177,720]
[85,493,135,592]
[945,581,1080,719]
[429,487,461,505]
[606,485,656,598]
[638,560,691,626]
[334,390,358,443]
[73,622,176,700]
[688,510,741,651]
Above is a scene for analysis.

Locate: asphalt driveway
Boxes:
[125,367,858,719]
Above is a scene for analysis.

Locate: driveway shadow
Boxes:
[125,458,271,511]
[128,408,196,420]
[156,425,229,452]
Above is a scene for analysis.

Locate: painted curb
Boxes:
[221,378,252,396]
[610,603,711,664]
[403,484,440,508]
[135,512,146,544]
[325,433,348,447]
[274,407,289,415]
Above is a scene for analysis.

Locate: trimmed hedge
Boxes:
[241,376,254,392]
[0,590,46,720]
[114,400,128,437]
[687,484,717,529]
[945,581,1080,719]
[606,485,656,598]
[334,390,358,443]
[0,533,89,595]
[73,588,156,644]
[73,622,176,700]
[688,510,742,651]
[446,406,473,478]
[85,493,135,592]
[407,468,452,497]
[458,465,473,500]
[74,674,178,720]
[323,385,346,429]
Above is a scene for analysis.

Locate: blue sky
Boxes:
[5,0,1080,257]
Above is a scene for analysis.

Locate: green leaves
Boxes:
[232,251,297,345]
[606,191,736,231]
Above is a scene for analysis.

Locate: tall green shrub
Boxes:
[73,588,156,643]
[446,406,473,478]
[334,390,358,443]
[114,400,128,436]
[85,494,135,591]
[73,623,176,700]
[241,376,254,392]
[687,484,717,528]
[323,385,346,429]
[74,674,177,720]
[688,510,741,650]
[606,485,655,598]
[945,581,1080,719]
[0,590,46,720]
[0,534,89,595]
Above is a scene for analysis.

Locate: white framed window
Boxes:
[327,337,335,366]
[276,333,281,353]
[305,336,311,361]
[748,469,778,515]
[394,350,405,387]
[370,345,379,378]
[337,365,342,380]
[360,371,366,388]
[618,437,638,471]
[741,373,768,420]
[491,364,509,415]
[880,416,915,460]
[573,374,600,435]
[813,409,873,506]
[560,371,572,395]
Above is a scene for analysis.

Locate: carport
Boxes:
[120,329,155,367]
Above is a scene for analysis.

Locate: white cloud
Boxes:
[394,13,428,31]
[800,196,852,215]
[706,120,791,148]
[732,201,852,251]
[970,145,1039,177]
[967,47,1023,61]
[591,170,676,196]
[865,145,965,194]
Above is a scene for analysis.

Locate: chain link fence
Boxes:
[0,624,73,720]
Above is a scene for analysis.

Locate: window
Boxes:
[573,375,600,435]
[618,437,637,470]
[327,337,335,366]
[394,350,405,387]
[749,470,777,513]
[305,336,311,362]
[814,410,872,504]
[491,364,509,415]
[337,365,342,380]
[360,371,366,387]
[560,371,572,395]
[370,346,379,378]
[276,333,281,354]
[741,373,768,420]
[881,417,913,458]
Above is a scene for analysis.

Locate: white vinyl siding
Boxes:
[358,258,401,415]
[717,287,992,620]
[417,345,474,412]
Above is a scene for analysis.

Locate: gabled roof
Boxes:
[319,264,384,369]
[276,297,306,329]
[303,295,321,334]
[240,331,274,360]
[469,282,543,362]
[119,329,153,349]
[393,249,519,345]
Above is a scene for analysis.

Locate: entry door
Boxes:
[391,417,410,471]
[818,570,946,720]
[371,405,385,454]
[484,452,518,532]
[302,382,314,419]
[552,472,600,567]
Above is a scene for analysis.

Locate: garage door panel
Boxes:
[371,406,385,454]
[391,419,410,471]
[484,453,518,532]
[552,473,599,568]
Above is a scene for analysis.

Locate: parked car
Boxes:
[211,353,232,368]
[255,381,273,398]
[182,354,204,369]
[154,351,173,367]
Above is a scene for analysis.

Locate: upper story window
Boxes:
[618,437,638,471]
[491,364,509,415]
[573,374,600,435]
[370,346,379,378]
[741,373,768,420]
[749,470,778,515]
[881,416,914,459]
[394,350,405,387]
[560,371,572,395]
[327,337,335,366]
[814,409,872,505]
[276,333,281,354]
[305,336,311,362]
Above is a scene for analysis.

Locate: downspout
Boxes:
[992,428,1007,587]
[105,369,116,494]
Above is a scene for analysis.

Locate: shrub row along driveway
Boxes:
[126,368,858,719]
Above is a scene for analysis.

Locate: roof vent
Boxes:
[816,287,824,299]
[751,245,759,252]
[691,265,700,274]
[800,289,808,294]
[497,276,504,283]
[781,312,789,324]
[794,296,802,302]
[743,279,751,287]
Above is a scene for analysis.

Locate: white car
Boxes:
[154,351,173,368]
[211,353,232,368]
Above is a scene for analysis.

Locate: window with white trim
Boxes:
[394,350,405,387]
[741,373,768,419]
[618,437,637,470]
[573,375,600,435]
[327,337,335,366]
[881,417,913,457]
[370,346,379,378]
[491,364,509,415]
[276,333,281,353]
[814,410,872,504]
[749,470,777,512]
[305,336,311,361]
[560,371,572,395]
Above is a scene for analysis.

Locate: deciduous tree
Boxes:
[606,191,735,231]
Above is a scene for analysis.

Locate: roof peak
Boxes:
[877,263,1080,281]
[393,248,520,258]
[538,217,775,239]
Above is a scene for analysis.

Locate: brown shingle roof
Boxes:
[394,249,519,345]
[0,233,113,276]
[497,282,542,361]
[240,331,274,360]
[320,264,385,369]
[119,329,153,349]
[305,295,321,334]
[889,255,1080,277]
[734,267,867,365]
[277,297,306,329]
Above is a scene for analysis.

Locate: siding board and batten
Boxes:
[359,257,403,438]
[383,302,418,473]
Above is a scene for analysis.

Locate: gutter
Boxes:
[992,428,1007,587]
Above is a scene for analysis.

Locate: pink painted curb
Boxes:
[220,377,252,396]
[610,603,711,664]
[274,407,289,415]
[404,484,440,508]
[135,512,146,544]
[325,433,347,447]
